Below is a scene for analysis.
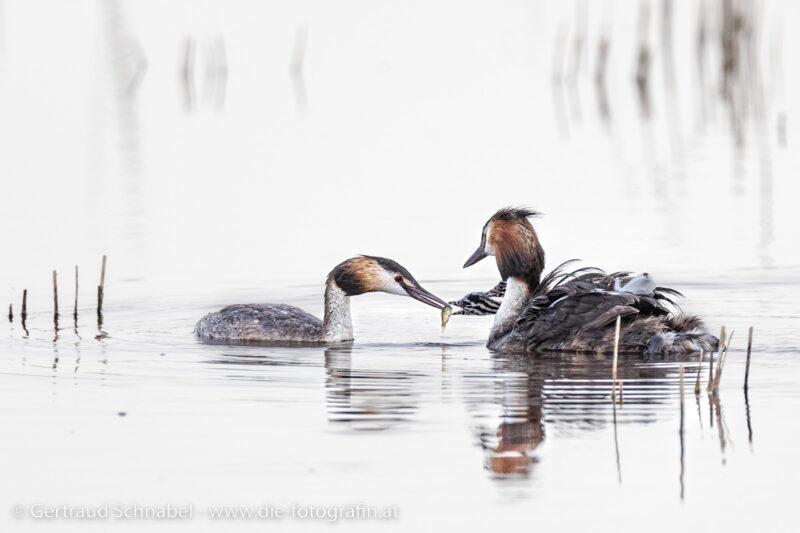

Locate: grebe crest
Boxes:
[463,207,544,289]
[196,255,446,344]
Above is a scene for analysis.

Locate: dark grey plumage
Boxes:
[195,304,325,343]
[490,260,718,355]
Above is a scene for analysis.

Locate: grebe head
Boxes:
[463,207,545,288]
[328,256,447,309]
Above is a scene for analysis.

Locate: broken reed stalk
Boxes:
[708,326,725,392]
[53,270,59,318]
[97,255,107,316]
[713,331,734,392]
[22,289,28,319]
[707,348,714,391]
[744,327,754,390]
[619,380,624,405]
[8,303,12,322]
[74,265,79,320]
[611,315,621,403]
[694,349,704,394]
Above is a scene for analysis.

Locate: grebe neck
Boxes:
[488,277,530,344]
[323,280,354,342]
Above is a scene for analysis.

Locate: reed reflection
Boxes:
[95,316,109,341]
[709,392,729,463]
[744,388,754,449]
[290,26,308,114]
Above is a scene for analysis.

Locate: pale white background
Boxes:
[1,0,798,306]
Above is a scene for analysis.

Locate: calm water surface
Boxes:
[1,1,800,531]
[2,271,799,531]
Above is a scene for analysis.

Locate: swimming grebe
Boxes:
[195,256,447,343]
[460,207,718,355]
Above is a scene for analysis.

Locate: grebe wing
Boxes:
[531,262,677,315]
[514,290,642,348]
[195,303,323,341]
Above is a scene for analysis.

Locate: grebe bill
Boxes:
[195,256,447,344]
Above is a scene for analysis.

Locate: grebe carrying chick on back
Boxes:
[450,207,718,356]
[196,256,447,344]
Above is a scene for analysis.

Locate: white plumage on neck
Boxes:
[489,277,529,343]
[323,281,354,342]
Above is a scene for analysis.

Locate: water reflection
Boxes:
[744,388,754,448]
[473,356,545,478]
[95,309,109,341]
[634,0,652,119]
[709,392,729,463]
[324,347,420,431]
[290,26,308,114]
[200,342,740,486]
[181,37,196,111]
[471,353,700,479]
[593,34,611,126]
[181,34,227,112]
[203,36,227,110]
[613,400,622,483]
[679,367,685,499]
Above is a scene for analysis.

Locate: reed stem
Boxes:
[694,349,704,394]
[53,270,59,318]
[22,289,27,319]
[713,331,733,391]
[744,327,754,390]
[97,255,107,316]
[8,303,12,322]
[611,315,620,402]
[707,350,714,391]
[74,265,79,320]
[708,326,725,392]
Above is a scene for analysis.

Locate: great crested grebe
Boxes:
[460,207,718,355]
[195,256,447,343]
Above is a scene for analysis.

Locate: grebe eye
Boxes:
[394,275,403,283]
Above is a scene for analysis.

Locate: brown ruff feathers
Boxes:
[328,257,379,295]
[488,211,545,288]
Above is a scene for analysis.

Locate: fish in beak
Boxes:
[441,305,453,332]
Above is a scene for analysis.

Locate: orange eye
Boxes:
[394,275,403,283]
